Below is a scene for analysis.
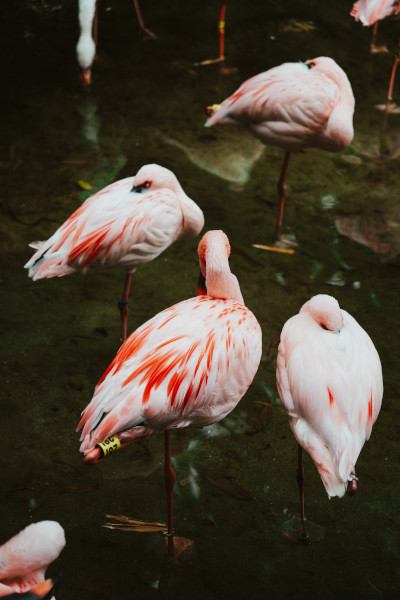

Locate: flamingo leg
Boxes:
[164,430,177,562]
[296,444,309,542]
[93,0,99,46]
[385,44,400,112]
[218,1,227,62]
[274,151,291,242]
[118,273,132,342]
[132,0,157,40]
[370,21,389,54]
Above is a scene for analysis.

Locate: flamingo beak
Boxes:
[11,574,63,600]
[197,271,207,296]
[81,68,92,86]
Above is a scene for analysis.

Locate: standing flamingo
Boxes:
[351,1,400,112]
[24,164,204,341]
[205,57,355,243]
[76,0,156,85]
[350,0,400,53]
[276,294,383,541]
[0,521,65,598]
[77,229,262,561]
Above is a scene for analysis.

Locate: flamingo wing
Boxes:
[78,295,262,452]
[277,311,383,497]
[206,62,340,151]
[25,178,183,279]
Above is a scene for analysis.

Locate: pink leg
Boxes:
[386,44,400,109]
[164,430,177,562]
[274,151,291,242]
[370,21,389,54]
[133,0,157,40]
[118,273,132,342]
[297,444,309,542]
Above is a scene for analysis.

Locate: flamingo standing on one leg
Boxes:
[276,294,383,541]
[350,0,400,53]
[77,229,262,561]
[76,0,156,85]
[24,164,204,342]
[351,1,400,112]
[205,57,355,243]
[0,521,65,598]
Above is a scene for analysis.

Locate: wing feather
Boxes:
[78,296,261,452]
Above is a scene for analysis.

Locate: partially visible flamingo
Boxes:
[351,1,400,112]
[0,521,65,598]
[205,57,355,242]
[76,0,156,85]
[77,229,262,561]
[24,164,204,341]
[276,294,383,541]
[350,0,400,53]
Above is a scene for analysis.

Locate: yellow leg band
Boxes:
[97,436,121,456]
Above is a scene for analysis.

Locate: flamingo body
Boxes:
[351,0,400,26]
[78,230,262,459]
[276,294,383,498]
[24,164,204,280]
[0,522,65,598]
[205,57,355,154]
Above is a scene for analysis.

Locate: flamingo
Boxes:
[205,57,355,243]
[276,294,383,541]
[76,0,156,85]
[350,0,400,53]
[77,229,262,561]
[351,1,400,112]
[24,164,204,342]
[0,521,65,598]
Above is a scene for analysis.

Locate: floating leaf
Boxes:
[77,179,93,190]
[103,514,167,533]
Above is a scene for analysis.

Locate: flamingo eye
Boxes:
[131,180,152,193]
[307,61,316,69]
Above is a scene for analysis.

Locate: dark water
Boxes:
[1,1,399,598]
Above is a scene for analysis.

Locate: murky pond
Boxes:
[1,1,399,598]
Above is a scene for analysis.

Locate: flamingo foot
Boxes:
[139,26,158,41]
[370,44,389,54]
[375,102,400,114]
[282,515,325,544]
[163,535,196,566]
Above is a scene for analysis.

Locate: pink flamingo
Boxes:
[77,229,262,561]
[350,0,400,53]
[276,294,383,541]
[351,1,400,112]
[24,164,204,342]
[76,0,156,85]
[0,521,65,598]
[205,57,355,242]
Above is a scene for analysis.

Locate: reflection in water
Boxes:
[335,211,400,261]
[161,129,264,187]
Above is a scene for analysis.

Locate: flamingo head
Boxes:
[300,294,343,332]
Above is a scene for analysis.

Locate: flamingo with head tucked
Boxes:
[205,57,355,243]
[0,521,65,599]
[24,164,204,341]
[276,294,383,541]
[77,229,262,561]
